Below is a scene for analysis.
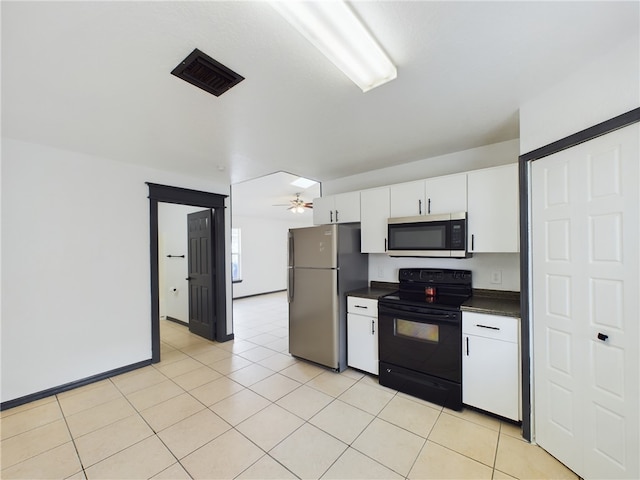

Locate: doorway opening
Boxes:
[230,171,320,300]
[147,183,230,363]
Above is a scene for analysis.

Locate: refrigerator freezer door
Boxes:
[289,267,339,369]
[289,225,338,269]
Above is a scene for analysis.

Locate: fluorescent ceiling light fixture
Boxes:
[290,177,318,189]
[270,0,397,92]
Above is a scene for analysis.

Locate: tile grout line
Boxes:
[103,376,193,479]
[0,399,84,476]
[404,403,445,479]
[55,393,88,478]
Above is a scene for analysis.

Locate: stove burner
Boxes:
[379,268,472,311]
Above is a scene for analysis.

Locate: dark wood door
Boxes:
[187,209,216,340]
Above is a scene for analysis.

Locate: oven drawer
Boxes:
[347,296,377,316]
[462,312,518,342]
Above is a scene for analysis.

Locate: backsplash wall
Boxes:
[369,253,520,291]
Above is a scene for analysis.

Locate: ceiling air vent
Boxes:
[171,48,244,97]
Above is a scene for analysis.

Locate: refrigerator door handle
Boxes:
[288,268,294,303]
[288,231,294,268]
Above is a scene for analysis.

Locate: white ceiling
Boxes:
[2,1,638,189]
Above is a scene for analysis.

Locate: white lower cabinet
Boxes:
[347,296,378,375]
[462,311,520,421]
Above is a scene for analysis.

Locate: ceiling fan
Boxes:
[273,193,313,213]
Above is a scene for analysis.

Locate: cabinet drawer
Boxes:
[347,296,378,316]
[463,312,519,342]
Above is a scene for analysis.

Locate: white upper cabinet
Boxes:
[425,173,467,214]
[312,196,334,225]
[360,187,390,253]
[467,163,519,253]
[390,174,467,218]
[389,180,425,217]
[313,191,361,225]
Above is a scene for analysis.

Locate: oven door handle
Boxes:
[378,305,460,324]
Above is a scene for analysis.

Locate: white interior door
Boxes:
[531,123,639,479]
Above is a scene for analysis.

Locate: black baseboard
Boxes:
[0,359,152,411]
[165,316,188,326]
[233,289,286,300]
[217,333,235,343]
[163,317,234,343]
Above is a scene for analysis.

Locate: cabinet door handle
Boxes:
[354,305,368,309]
[418,199,422,215]
[335,210,339,222]
[330,210,333,223]
[476,324,500,330]
[471,234,475,251]
[597,332,609,342]
[384,238,387,252]
[428,198,431,214]
[372,320,375,335]
[466,336,469,356]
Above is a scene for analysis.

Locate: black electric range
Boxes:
[378,268,472,410]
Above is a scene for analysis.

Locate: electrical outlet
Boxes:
[491,270,502,284]
[378,267,385,278]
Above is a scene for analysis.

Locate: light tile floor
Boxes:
[1,291,578,479]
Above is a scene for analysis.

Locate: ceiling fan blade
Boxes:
[272,194,312,211]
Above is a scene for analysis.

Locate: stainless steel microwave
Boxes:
[386,212,470,257]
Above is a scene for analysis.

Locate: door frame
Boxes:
[518,107,640,441]
[147,183,231,363]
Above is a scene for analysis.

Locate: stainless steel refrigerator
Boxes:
[288,224,368,372]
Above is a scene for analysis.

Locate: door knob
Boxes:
[597,332,609,342]
[185,277,192,281]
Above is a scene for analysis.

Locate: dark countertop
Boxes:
[348,284,521,318]
[346,282,397,300]
[462,289,521,318]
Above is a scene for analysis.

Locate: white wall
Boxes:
[520,31,640,154]
[370,253,520,291]
[158,203,204,323]
[322,140,521,290]
[1,138,230,403]
[232,214,313,298]
[324,139,519,195]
